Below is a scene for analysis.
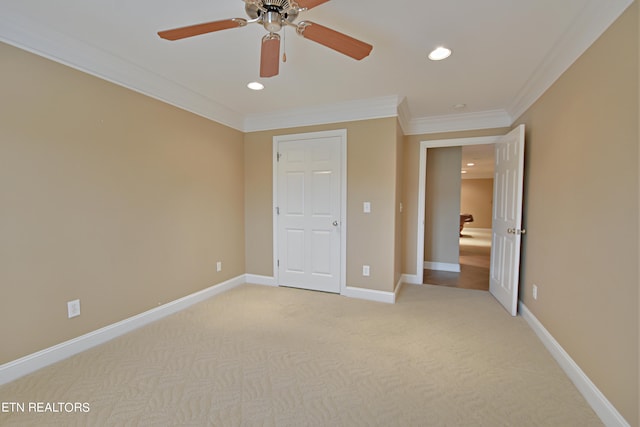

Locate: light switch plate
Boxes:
[67,299,80,318]
[363,202,371,213]
[362,265,370,276]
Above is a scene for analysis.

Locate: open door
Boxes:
[490,125,525,316]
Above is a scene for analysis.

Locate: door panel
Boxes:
[285,229,305,273]
[311,230,332,275]
[285,172,305,214]
[312,171,332,215]
[490,125,525,316]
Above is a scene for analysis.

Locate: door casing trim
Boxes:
[417,135,501,284]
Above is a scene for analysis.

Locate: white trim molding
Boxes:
[1,1,632,135]
[401,274,423,286]
[396,97,412,135]
[0,275,246,386]
[245,274,278,287]
[520,303,631,427]
[341,286,396,304]
[405,110,512,135]
[507,0,635,121]
[0,15,245,131]
[415,135,502,284]
[245,96,401,132]
[424,261,461,273]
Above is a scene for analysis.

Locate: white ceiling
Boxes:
[461,144,495,180]
[0,0,633,133]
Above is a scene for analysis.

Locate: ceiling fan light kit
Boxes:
[260,33,281,78]
[158,0,373,78]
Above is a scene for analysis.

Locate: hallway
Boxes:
[423,228,491,290]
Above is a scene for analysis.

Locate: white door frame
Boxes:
[414,135,501,284]
[272,129,348,291]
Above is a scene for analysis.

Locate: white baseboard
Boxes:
[0,275,246,386]
[245,274,277,287]
[424,261,461,273]
[519,302,630,427]
[401,274,422,285]
[248,274,399,304]
[341,285,396,304]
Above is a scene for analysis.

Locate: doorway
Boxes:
[423,143,495,291]
[415,135,500,286]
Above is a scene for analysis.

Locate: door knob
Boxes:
[332,221,339,227]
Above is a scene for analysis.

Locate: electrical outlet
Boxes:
[67,299,81,318]
[362,265,370,277]
[532,284,538,300]
[216,261,222,272]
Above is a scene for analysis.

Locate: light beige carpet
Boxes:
[0,284,601,426]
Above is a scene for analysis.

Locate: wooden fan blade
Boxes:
[296,0,331,10]
[260,34,281,78]
[297,21,372,60]
[158,18,246,41]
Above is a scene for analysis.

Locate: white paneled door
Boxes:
[490,125,525,316]
[276,131,344,293]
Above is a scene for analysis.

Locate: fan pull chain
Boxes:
[282,27,287,63]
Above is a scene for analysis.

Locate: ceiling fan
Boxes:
[158,0,373,78]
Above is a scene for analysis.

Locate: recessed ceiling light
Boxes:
[466,162,475,167]
[247,81,264,91]
[428,46,452,61]
[453,103,467,110]
[461,170,468,174]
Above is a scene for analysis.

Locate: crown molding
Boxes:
[0,12,245,131]
[2,0,632,136]
[243,95,401,132]
[404,110,512,135]
[396,97,412,135]
[507,0,634,121]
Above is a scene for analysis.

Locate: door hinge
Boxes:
[276,206,280,215]
[277,259,280,267]
[277,152,282,162]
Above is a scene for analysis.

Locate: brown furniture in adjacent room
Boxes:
[460,213,474,236]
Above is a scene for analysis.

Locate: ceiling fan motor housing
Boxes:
[245,0,299,32]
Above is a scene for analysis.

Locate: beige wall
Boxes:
[424,147,461,265]
[516,3,639,424]
[245,118,400,292]
[461,179,493,229]
[0,42,246,364]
